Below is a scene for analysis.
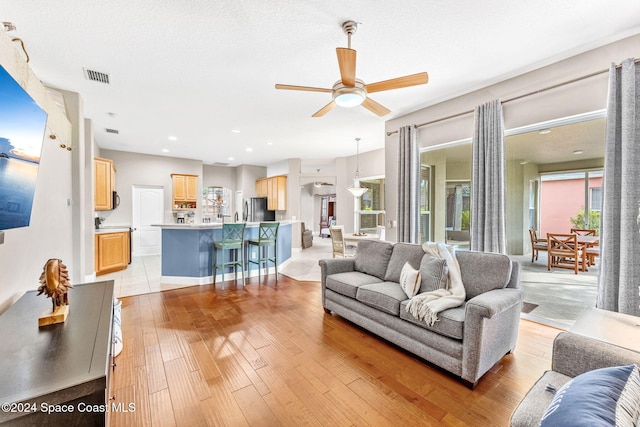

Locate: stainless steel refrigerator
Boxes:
[244,197,275,222]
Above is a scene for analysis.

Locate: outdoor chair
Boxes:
[547,233,582,274]
[528,229,548,263]
[570,228,597,236]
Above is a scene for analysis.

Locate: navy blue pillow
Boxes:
[540,364,640,426]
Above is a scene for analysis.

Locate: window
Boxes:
[419,165,433,242]
[446,182,471,231]
[539,170,603,235]
[589,187,602,212]
[357,178,385,233]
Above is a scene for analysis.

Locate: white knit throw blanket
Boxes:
[406,242,466,326]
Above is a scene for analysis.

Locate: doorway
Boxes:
[319,194,335,237]
[132,185,164,255]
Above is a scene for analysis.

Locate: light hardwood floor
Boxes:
[110,275,561,427]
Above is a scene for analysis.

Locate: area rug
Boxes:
[521,302,539,314]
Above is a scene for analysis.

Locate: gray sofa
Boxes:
[319,239,524,387]
[511,331,640,426]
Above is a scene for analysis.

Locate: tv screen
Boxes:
[0,65,48,230]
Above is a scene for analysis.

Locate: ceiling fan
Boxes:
[275,20,428,117]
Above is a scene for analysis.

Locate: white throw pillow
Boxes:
[399,262,422,298]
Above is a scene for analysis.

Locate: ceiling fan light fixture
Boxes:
[334,91,365,107]
[333,79,367,107]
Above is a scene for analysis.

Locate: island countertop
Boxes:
[157,221,293,285]
[153,220,296,230]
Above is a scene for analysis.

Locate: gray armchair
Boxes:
[511,331,640,426]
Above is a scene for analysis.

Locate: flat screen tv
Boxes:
[0,65,48,231]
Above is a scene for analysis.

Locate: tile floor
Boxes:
[105,234,334,298]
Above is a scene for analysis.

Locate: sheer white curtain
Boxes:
[597,58,640,316]
[397,125,419,243]
[470,99,506,254]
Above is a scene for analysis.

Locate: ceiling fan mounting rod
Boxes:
[342,20,358,49]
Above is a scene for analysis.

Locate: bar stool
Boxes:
[213,223,246,286]
[247,222,279,282]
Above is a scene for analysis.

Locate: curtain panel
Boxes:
[397,125,419,243]
[597,58,640,316]
[470,99,506,254]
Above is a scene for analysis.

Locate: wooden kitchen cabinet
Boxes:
[94,157,115,210]
[268,175,287,211]
[171,173,199,210]
[255,176,287,210]
[256,178,268,198]
[95,231,130,275]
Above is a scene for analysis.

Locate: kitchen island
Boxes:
[155,221,293,285]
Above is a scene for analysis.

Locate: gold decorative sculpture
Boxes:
[37,258,73,326]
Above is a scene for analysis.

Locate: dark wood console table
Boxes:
[0,280,114,426]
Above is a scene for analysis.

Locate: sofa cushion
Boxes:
[325,272,383,298]
[355,240,394,280]
[384,243,425,282]
[399,262,421,298]
[419,254,448,293]
[456,251,512,299]
[356,282,408,316]
[399,300,466,340]
[540,364,640,427]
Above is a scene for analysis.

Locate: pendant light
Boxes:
[347,137,369,197]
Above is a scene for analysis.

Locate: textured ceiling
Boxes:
[2,1,640,167]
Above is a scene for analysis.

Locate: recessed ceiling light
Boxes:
[231,129,241,133]
[265,141,273,146]
[538,129,551,135]
[245,147,253,152]
[228,157,234,161]
[161,148,169,153]
[168,136,177,141]
[573,150,583,155]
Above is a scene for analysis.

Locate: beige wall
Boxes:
[0,29,74,311]
[384,33,640,243]
[99,149,203,225]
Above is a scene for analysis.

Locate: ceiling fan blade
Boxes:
[312,100,336,117]
[365,72,429,94]
[336,48,356,86]
[275,84,332,93]
[361,97,391,117]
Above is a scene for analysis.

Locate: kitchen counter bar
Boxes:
[154,221,292,285]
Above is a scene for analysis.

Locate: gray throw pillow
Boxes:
[354,240,394,280]
[384,243,425,283]
[419,254,448,293]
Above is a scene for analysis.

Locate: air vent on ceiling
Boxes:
[83,68,110,84]
[212,162,230,167]
[105,128,119,134]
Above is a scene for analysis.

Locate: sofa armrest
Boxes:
[551,331,640,378]
[319,258,355,282]
[319,258,356,311]
[462,288,524,385]
[465,288,524,319]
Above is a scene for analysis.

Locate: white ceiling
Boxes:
[3,1,640,167]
